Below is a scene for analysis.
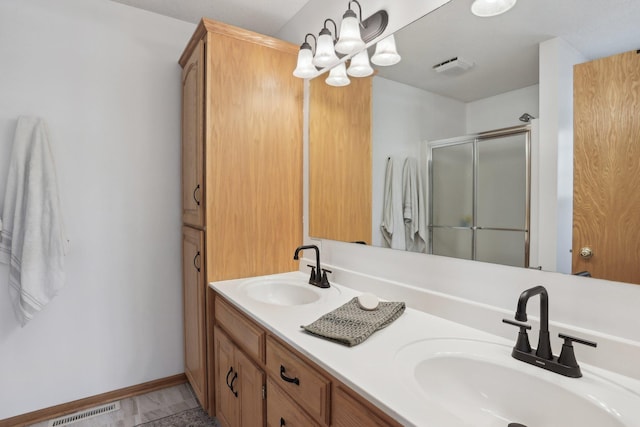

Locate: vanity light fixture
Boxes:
[335,1,366,54]
[347,49,374,77]
[293,33,317,78]
[293,1,391,84]
[325,62,350,87]
[471,0,517,17]
[313,19,339,68]
[371,34,401,66]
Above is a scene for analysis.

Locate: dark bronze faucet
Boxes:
[503,285,597,378]
[293,245,331,288]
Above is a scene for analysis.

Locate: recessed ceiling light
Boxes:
[471,0,517,17]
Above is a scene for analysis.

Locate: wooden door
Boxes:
[573,50,640,283]
[181,40,205,227]
[214,327,240,427]
[182,226,207,407]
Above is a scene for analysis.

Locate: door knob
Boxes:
[579,247,593,259]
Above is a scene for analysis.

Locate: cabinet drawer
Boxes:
[266,336,330,425]
[332,384,401,427]
[215,296,265,362]
[267,377,321,427]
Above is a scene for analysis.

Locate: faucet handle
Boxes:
[306,264,317,281]
[320,268,332,288]
[558,333,597,368]
[502,318,532,353]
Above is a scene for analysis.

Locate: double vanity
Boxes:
[210,266,640,426]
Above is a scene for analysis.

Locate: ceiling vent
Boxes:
[432,57,474,75]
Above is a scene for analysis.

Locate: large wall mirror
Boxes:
[309,0,640,284]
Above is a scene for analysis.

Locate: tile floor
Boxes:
[28,383,206,427]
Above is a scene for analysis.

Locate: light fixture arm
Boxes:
[322,19,338,41]
[348,0,365,28]
[302,33,316,51]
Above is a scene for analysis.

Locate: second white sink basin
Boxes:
[394,338,640,427]
[239,277,340,306]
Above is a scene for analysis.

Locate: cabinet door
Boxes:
[214,327,240,427]
[183,226,207,408]
[236,347,266,427]
[181,39,205,227]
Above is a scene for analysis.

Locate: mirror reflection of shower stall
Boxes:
[428,126,531,268]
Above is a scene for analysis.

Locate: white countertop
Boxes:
[210,271,640,427]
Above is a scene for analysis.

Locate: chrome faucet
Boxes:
[503,285,597,378]
[293,245,331,288]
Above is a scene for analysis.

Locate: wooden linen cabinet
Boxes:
[179,18,303,413]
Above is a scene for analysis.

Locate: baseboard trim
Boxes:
[0,373,187,427]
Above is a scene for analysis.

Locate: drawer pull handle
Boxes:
[280,417,286,427]
[229,372,238,398]
[193,184,201,206]
[225,367,238,397]
[279,365,300,385]
[193,251,201,272]
[225,366,233,387]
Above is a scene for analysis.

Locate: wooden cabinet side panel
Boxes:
[205,33,303,282]
[206,287,217,415]
[181,40,205,227]
[182,226,207,408]
[309,76,372,244]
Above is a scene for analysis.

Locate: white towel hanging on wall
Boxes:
[402,157,426,253]
[0,116,69,326]
[380,157,394,247]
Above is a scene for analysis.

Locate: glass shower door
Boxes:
[476,133,529,267]
[429,127,530,268]
[430,140,474,260]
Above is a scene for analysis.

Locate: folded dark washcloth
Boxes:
[301,297,406,347]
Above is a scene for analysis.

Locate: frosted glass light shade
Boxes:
[347,49,373,77]
[293,47,316,78]
[325,63,350,87]
[313,31,339,67]
[371,34,401,66]
[335,10,365,55]
[471,0,517,17]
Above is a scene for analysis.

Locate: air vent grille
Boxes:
[48,401,120,427]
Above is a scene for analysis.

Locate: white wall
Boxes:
[0,0,195,419]
[466,84,539,133]
[371,77,466,248]
[538,38,587,274]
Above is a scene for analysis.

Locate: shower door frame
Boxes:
[428,124,532,268]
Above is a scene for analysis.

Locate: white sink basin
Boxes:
[238,277,340,306]
[394,338,640,427]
